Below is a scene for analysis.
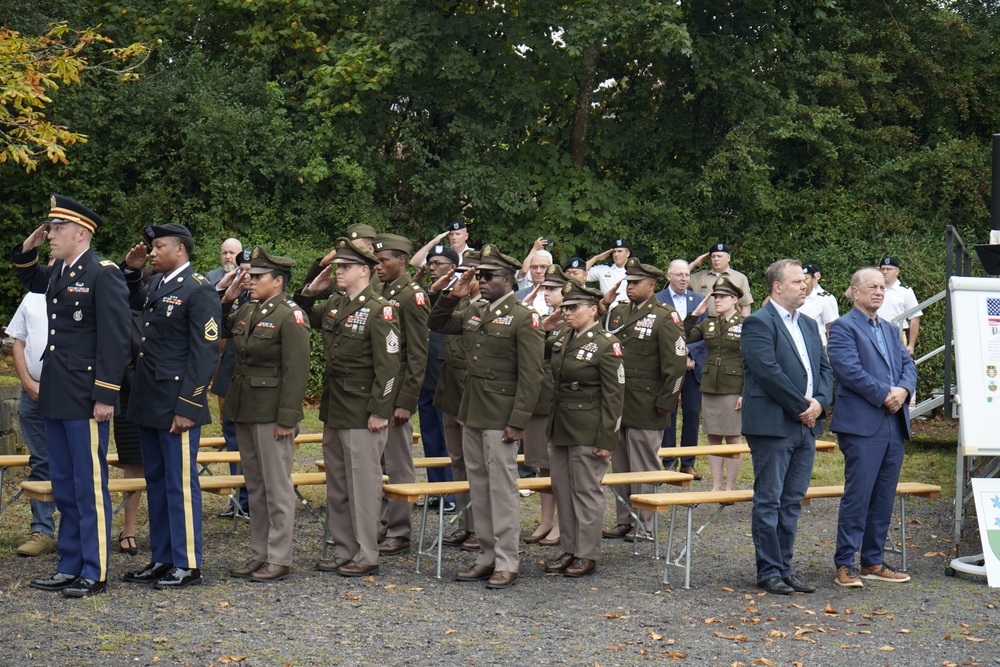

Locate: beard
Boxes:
[223,262,237,272]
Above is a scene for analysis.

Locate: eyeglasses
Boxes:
[427,261,453,269]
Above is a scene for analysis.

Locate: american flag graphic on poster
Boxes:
[989,298,1000,328]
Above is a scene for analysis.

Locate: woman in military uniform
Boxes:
[685,277,745,492]
[543,280,624,578]
[221,247,312,582]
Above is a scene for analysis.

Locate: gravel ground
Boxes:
[0,455,996,667]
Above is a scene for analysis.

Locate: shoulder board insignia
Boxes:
[191,273,210,284]
[899,283,910,289]
[99,259,117,268]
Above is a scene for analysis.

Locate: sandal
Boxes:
[118,531,137,556]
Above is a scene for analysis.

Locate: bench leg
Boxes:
[113,491,136,518]
[652,513,660,560]
[415,498,430,574]
[899,495,908,571]
[664,506,677,585]
[321,503,332,560]
[683,506,693,589]
[0,488,24,517]
[295,487,323,526]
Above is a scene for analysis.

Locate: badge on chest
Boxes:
[575,341,600,361]
[346,307,370,333]
[634,313,657,339]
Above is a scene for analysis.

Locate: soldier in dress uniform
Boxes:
[298,223,381,298]
[13,195,131,598]
[430,251,481,551]
[221,247,311,582]
[428,244,544,589]
[601,257,687,541]
[294,237,400,577]
[120,224,222,589]
[372,233,430,555]
[685,277,746,492]
[544,281,624,577]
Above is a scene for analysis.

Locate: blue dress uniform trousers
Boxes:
[46,418,111,582]
[661,367,702,469]
[138,425,203,569]
[418,388,452,484]
[834,414,906,568]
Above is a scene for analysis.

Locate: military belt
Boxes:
[236,364,278,377]
[554,387,601,402]
[468,366,518,381]
[331,369,376,379]
[624,368,660,380]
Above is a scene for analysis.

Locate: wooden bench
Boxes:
[383,470,694,578]
[630,482,942,589]
[657,439,837,461]
[0,455,31,517]
[198,432,324,450]
[314,455,525,472]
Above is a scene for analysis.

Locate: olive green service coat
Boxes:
[547,325,625,451]
[684,311,745,395]
[221,292,312,427]
[605,298,688,429]
[428,291,545,430]
[379,275,430,412]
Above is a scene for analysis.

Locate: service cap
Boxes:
[623,256,663,281]
[541,264,569,288]
[46,194,104,233]
[247,246,297,274]
[711,276,744,299]
[330,236,379,266]
[476,244,521,272]
[561,279,604,306]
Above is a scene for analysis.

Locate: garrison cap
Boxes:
[46,194,103,233]
[373,233,413,256]
[427,244,460,265]
[623,256,663,281]
[612,239,630,250]
[561,279,604,306]
[346,223,377,240]
[330,236,379,266]
[247,246,297,274]
[563,257,586,271]
[711,276,744,299]
[476,244,521,272]
[447,220,467,231]
[802,263,820,276]
[880,256,900,268]
[541,264,569,288]
[710,242,731,254]
[144,223,195,252]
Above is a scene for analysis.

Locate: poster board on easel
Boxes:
[948,276,1000,456]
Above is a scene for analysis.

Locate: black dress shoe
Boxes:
[29,572,78,592]
[123,562,173,584]
[757,576,795,595]
[783,574,817,593]
[154,567,202,589]
[63,578,107,598]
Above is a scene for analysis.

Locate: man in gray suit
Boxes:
[741,259,833,595]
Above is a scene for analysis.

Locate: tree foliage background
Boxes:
[3,0,998,396]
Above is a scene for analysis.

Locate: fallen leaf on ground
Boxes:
[824,604,837,614]
[786,603,805,609]
[965,637,987,642]
[752,659,774,666]
[721,587,734,592]
[363,576,375,582]
[649,631,663,641]
[924,551,948,557]
[445,629,457,635]
[600,613,622,619]
[216,658,247,664]
[712,632,748,641]
[879,646,895,651]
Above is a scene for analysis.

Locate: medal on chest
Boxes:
[576,341,599,361]
[347,307,370,333]
[635,313,656,339]
[494,314,513,326]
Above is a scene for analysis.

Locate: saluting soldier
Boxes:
[543,280,624,578]
[221,247,311,582]
[601,257,687,541]
[121,224,221,590]
[372,233,430,555]
[685,277,746,492]
[13,195,131,598]
[299,223,380,298]
[294,237,400,577]
[428,244,544,589]
[429,250,481,551]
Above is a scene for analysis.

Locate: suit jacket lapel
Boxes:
[50,249,93,295]
[767,303,806,372]
[851,308,892,370]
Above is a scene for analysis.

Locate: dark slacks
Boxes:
[417,389,452,484]
[835,415,906,568]
[747,425,815,582]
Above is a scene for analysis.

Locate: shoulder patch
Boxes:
[415,291,427,307]
[99,259,117,268]
[293,309,306,325]
[382,305,394,321]
[671,311,681,324]
[531,312,540,328]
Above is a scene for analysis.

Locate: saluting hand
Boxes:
[307,264,334,295]
[125,243,148,270]
[22,224,48,252]
[691,295,711,318]
[601,280,621,306]
[319,246,338,268]
[542,310,564,332]
[221,269,245,302]
[449,269,477,299]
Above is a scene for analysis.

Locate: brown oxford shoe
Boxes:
[455,563,495,581]
[544,552,576,573]
[229,560,266,579]
[564,558,597,578]
[679,466,703,480]
[602,524,632,539]
[315,557,351,572]
[335,562,380,578]
[378,537,411,554]
[460,534,481,552]
[249,563,291,582]
[442,530,473,547]
[485,570,518,589]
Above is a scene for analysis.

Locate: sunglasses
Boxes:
[477,271,507,281]
[560,304,582,312]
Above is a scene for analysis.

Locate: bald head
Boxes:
[666,259,691,294]
[220,238,243,272]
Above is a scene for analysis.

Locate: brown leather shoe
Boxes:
[679,466,703,480]
[378,537,411,554]
[485,570,518,589]
[460,535,480,552]
[455,563,494,581]
[229,560,266,579]
[315,558,350,572]
[442,530,472,546]
[249,563,291,582]
[544,552,576,573]
[335,562,380,577]
[602,524,632,539]
[564,558,597,577]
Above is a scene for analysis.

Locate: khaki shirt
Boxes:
[690,268,754,315]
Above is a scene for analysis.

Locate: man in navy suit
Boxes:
[742,259,833,595]
[656,259,706,477]
[827,267,916,587]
